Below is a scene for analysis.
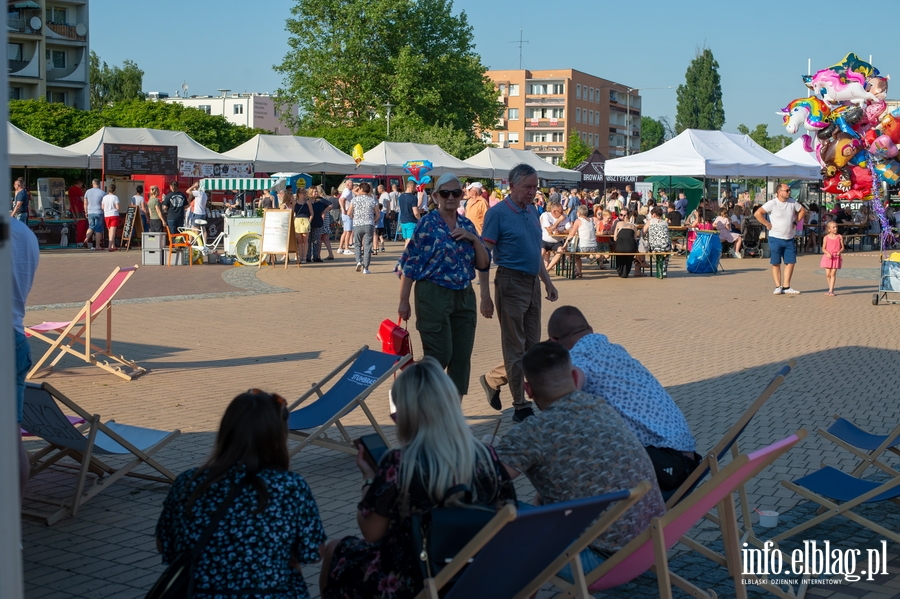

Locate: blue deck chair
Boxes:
[550,432,807,599]
[817,415,900,478]
[287,346,411,457]
[774,465,900,545]
[22,382,180,525]
[415,483,651,599]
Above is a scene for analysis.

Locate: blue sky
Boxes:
[91,0,898,138]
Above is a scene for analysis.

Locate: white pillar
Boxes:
[0,22,25,599]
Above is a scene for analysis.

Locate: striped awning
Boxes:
[200,178,279,191]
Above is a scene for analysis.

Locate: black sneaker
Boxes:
[480,375,501,411]
[312,258,324,263]
[512,407,535,422]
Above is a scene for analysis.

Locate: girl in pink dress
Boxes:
[820,221,844,296]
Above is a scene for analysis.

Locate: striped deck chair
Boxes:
[287,346,411,457]
[21,382,179,525]
[25,266,147,381]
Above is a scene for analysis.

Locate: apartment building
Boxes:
[484,69,641,164]
[8,0,90,109]
[162,92,298,134]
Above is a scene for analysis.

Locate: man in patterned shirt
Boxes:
[495,341,665,579]
[547,305,700,495]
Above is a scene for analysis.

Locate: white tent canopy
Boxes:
[604,129,821,180]
[775,137,821,169]
[8,122,86,168]
[463,147,581,182]
[65,127,247,170]
[223,134,380,174]
[362,142,493,178]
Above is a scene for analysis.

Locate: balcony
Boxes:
[45,22,87,41]
[8,15,41,34]
[524,97,565,106]
[525,143,565,153]
[9,49,40,78]
[525,118,565,129]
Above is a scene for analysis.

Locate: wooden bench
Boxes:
[555,251,677,280]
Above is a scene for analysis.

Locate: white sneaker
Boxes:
[773,286,783,295]
[783,287,800,295]
[356,263,363,272]
[363,268,371,274]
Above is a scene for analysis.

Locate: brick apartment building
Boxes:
[483,69,641,165]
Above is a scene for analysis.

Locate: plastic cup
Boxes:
[757,510,779,528]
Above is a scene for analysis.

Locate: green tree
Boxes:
[736,123,792,153]
[560,130,592,169]
[640,116,666,152]
[675,47,725,133]
[275,0,502,134]
[9,99,261,153]
[90,51,145,109]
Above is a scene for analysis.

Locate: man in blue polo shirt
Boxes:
[479,163,559,422]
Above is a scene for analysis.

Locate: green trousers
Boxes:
[414,280,477,396]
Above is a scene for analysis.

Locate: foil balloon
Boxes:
[402,160,434,185]
[869,135,899,159]
[351,144,364,167]
[779,97,830,134]
[873,159,900,184]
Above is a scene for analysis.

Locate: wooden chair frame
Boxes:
[287,346,411,457]
[22,382,179,525]
[25,266,147,381]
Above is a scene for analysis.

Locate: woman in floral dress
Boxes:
[321,358,517,599]
[155,390,326,599]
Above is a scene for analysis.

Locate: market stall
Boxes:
[199,177,283,264]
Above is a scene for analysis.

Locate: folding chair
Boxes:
[416,483,651,599]
[287,346,411,457]
[551,431,808,599]
[21,382,180,525]
[164,224,194,267]
[25,266,148,381]
[817,415,900,478]
[773,466,900,545]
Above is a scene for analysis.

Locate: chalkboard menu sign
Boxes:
[103,143,179,176]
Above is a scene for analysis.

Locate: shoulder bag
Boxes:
[145,478,249,599]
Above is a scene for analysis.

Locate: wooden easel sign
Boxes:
[259,209,297,269]
[120,206,143,252]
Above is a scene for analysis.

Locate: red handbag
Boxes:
[377,318,412,358]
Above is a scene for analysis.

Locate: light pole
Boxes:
[622,86,674,155]
[384,101,394,138]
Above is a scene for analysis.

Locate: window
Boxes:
[498,132,506,145]
[508,132,519,144]
[551,132,565,142]
[482,132,492,144]
[530,83,547,95]
[46,49,66,69]
[508,107,519,120]
[551,83,564,94]
[233,104,244,115]
[575,108,580,123]
[576,84,581,98]
[46,7,67,23]
[588,133,593,146]
[589,87,594,102]
[9,87,22,100]
[498,84,507,95]
[198,105,211,114]
[46,91,67,103]
[581,132,587,141]
[551,108,564,118]
[589,110,594,125]
[508,84,519,96]
[9,43,22,61]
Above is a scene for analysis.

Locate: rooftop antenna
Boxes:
[181,82,188,98]
[508,29,529,70]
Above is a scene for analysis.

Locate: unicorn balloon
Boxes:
[806,68,878,107]
[779,97,831,154]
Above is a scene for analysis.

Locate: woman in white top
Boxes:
[730,205,743,233]
[714,207,743,258]
[563,205,597,278]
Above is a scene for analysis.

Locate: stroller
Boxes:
[741,217,766,258]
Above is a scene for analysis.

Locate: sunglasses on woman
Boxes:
[247,388,289,421]
[436,189,463,199]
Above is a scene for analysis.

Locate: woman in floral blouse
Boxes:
[320,358,517,599]
[155,390,326,599]
[396,173,489,397]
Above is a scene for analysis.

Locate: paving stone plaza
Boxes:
[19,245,900,599]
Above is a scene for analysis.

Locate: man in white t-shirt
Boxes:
[83,179,105,249]
[101,183,120,251]
[755,184,806,295]
[539,201,568,270]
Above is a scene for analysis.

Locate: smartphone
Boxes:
[355,434,389,469]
